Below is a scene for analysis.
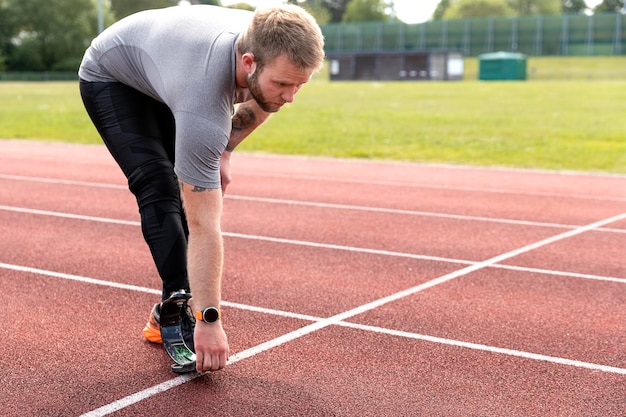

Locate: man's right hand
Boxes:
[194,320,229,373]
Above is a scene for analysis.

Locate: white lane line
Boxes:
[4,170,625,204]
[227,195,583,230]
[0,205,140,226]
[0,259,421,327]
[234,171,626,203]
[79,374,199,417]
[0,262,161,295]
[491,263,626,284]
[0,262,321,323]
[337,321,626,375]
[2,200,625,235]
[0,173,127,189]
[1,174,625,233]
[1,204,624,284]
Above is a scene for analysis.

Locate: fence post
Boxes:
[511,17,518,51]
[587,14,594,56]
[536,15,543,56]
[487,18,494,52]
[615,13,622,55]
[561,14,569,55]
[464,20,471,56]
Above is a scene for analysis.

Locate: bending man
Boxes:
[78,4,325,373]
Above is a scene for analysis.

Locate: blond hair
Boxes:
[237,4,325,72]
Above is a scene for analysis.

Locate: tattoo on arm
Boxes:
[179,180,209,193]
[232,106,256,132]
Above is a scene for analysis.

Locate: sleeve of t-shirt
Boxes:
[173,111,230,190]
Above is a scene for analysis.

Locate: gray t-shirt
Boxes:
[79,5,252,189]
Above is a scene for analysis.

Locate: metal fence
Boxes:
[321,13,625,57]
[0,72,78,81]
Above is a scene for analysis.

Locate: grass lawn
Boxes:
[1,56,625,174]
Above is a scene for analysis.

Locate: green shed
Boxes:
[478,51,527,81]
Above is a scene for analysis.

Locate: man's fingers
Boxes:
[219,351,228,370]
[196,352,228,373]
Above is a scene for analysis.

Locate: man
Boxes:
[78,4,325,373]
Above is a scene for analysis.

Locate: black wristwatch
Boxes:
[195,307,220,323]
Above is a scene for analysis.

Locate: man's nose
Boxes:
[281,86,297,103]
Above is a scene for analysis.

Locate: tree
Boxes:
[342,0,387,22]
[224,2,254,11]
[443,0,515,19]
[110,0,176,20]
[436,0,564,19]
[0,0,17,70]
[296,0,350,23]
[7,0,101,71]
[594,0,624,12]
[506,0,560,15]
[299,1,333,24]
[433,0,453,19]
[562,0,587,13]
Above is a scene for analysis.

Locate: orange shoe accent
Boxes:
[143,303,162,344]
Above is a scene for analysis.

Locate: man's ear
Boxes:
[241,53,256,75]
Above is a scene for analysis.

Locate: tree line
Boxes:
[0,0,623,73]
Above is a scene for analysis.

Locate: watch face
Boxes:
[203,307,220,323]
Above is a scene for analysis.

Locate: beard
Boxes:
[247,71,282,113]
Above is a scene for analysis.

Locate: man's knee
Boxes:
[128,160,181,209]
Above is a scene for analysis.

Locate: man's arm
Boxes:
[229,99,272,151]
[220,99,272,193]
[179,180,229,372]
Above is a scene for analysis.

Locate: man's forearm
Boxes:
[187,219,223,310]
[180,182,224,310]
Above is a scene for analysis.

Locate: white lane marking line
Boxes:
[224,231,473,265]
[2,173,625,227]
[227,195,583,230]
[0,173,127,189]
[491,263,626,284]
[1,205,624,283]
[0,262,161,295]
[337,321,626,375]
[0,205,140,226]
[0,262,321,323]
[79,374,199,417]
[3,260,624,328]
[2,200,625,235]
[234,171,626,203]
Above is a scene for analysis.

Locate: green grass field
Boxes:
[1,56,625,174]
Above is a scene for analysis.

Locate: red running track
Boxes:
[0,139,625,416]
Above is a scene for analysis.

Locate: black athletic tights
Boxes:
[79,80,189,301]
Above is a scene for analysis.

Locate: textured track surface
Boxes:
[1,139,624,416]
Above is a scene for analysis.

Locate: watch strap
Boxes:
[195,307,220,323]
